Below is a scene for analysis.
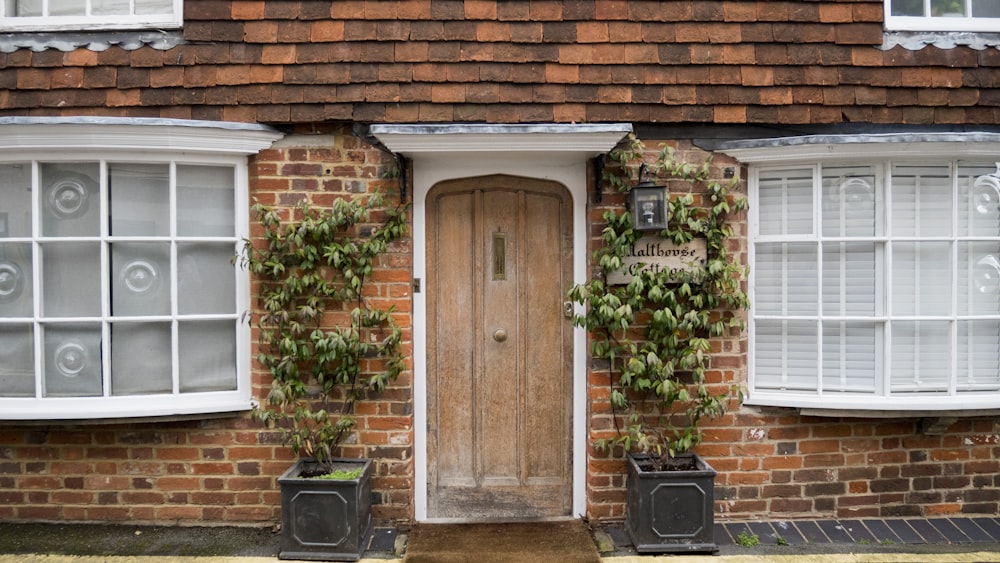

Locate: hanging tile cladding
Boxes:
[1,0,1000,124]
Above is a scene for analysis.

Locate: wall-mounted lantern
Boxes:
[630,163,667,231]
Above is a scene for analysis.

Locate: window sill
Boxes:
[746,392,1000,416]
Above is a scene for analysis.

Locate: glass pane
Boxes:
[0,162,32,237]
[109,163,169,236]
[958,242,1000,315]
[957,320,1000,391]
[754,242,817,315]
[892,242,951,316]
[92,0,130,15]
[40,163,100,237]
[48,0,84,16]
[973,0,1000,17]
[111,242,170,316]
[757,168,813,236]
[43,323,102,397]
[822,321,877,393]
[0,243,32,317]
[11,0,43,17]
[0,324,34,397]
[136,0,172,15]
[179,320,237,392]
[754,320,818,392]
[959,163,1000,237]
[823,242,876,316]
[177,165,235,237]
[822,165,876,237]
[111,322,172,395]
[891,163,952,237]
[42,242,101,317]
[932,0,966,16]
[892,0,925,16]
[891,321,950,393]
[178,243,235,314]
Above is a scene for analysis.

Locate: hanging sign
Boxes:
[607,235,707,285]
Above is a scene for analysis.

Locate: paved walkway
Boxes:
[0,517,999,562]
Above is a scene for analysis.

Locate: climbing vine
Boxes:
[568,135,749,468]
[239,192,408,472]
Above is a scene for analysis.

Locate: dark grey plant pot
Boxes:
[626,452,718,554]
[278,458,374,562]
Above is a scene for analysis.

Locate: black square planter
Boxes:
[626,452,718,554]
[278,458,374,562]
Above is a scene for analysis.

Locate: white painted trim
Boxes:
[719,133,1000,164]
[376,123,629,522]
[0,118,283,155]
[0,0,183,31]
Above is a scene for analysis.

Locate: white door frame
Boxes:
[371,124,631,521]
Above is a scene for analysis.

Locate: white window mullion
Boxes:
[99,160,111,398]
[881,162,893,398]
[30,160,43,399]
[169,161,180,395]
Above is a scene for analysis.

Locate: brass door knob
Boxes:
[493,328,507,342]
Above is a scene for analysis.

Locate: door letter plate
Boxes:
[492,232,506,280]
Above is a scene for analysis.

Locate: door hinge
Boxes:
[413,278,421,293]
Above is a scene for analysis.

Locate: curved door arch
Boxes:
[426,174,573,519]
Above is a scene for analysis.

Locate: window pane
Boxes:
[973,0,1000,17]
[179,320,237,392]
[178,243,234,314]
[892,164,952,237]
[109,163,169,236]
[891,321,950,392]
[959,163,1000,237]
[754,319,818,391]
[0,243,32,317]
[757,168,813,236]
[892,0,925,16]
[111,322,172,395]
[177,165,235,237]
[932,0,965,16]
[754,242,817,315]
[822,165,876,237]
[958,242,1000,315]
[111,242,170,316]
[43,323,102,397]
[892,242,951,316]
[823,242,876,316]
[48,0,84,16]
[92,0,129,15]
[958,320,1000,391]
[42,242,101,317]
[0,163,31,237]
[135,0,172,15]
[10,0,43,17]
[40,163,100,237]
[0,324,34,397]
[822,321,877,393]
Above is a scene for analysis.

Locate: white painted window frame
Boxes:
[725,134,1000,413]
[0,118,282,420]
[0,0,182,31]
[884,0,1000,32]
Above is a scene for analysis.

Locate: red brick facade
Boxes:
[2,0,999,527]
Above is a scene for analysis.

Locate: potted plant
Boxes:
[240,192,408,561]
[569,136,748,554]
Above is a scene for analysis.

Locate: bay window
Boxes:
[725,134,1000,412]
[0,117,282,420]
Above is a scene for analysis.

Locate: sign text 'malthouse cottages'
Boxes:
[607,236,708,285]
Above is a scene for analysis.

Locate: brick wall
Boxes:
[583,141,1000,522]
[0,125,415,526]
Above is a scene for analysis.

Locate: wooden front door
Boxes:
[426,175,573,519]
